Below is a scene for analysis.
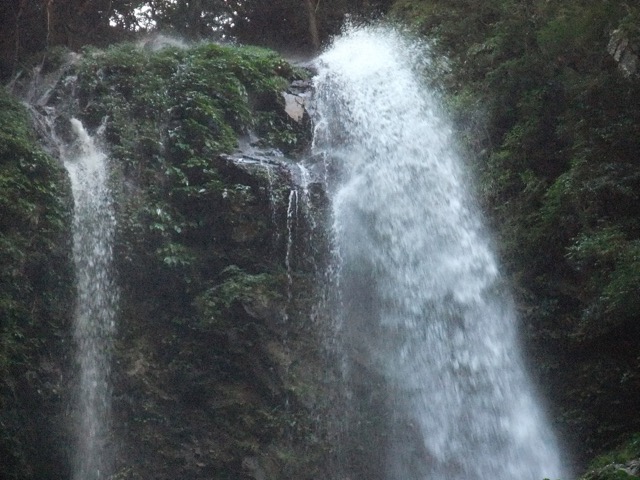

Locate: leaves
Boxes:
[0,88,73,478]
[194,265,280,328]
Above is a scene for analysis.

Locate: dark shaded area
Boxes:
[0,88,74,480]
[231,0,393,53]
[0,0,126,78]
[0,0,395,81]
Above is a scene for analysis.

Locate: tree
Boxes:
[1,0,132,78]
[306,0,321,50]
[230,0,392,51]
[0,0,394,80]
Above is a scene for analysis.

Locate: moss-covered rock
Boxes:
[580,434,640,480]
[66,42,328,479]
[0,87,74,479]
[2,38,331,480]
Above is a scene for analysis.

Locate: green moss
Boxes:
[195,265,282,328]
[582,434,640,480]
[76,41,305,164]
[0,86,71,354]
[0,87,73,479]
[66,40,312,317]
[2,32,323,478]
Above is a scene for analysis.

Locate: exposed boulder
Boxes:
[283,80,313,123]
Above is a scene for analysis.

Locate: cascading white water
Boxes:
[312,26,568,480]
[64,119,117,480]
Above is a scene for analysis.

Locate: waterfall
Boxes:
[311,26,568,480]
[63,119,117,480]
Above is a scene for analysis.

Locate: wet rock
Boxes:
[608,29,639,77]
[283,80,313,123]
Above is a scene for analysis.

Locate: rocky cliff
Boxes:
[1,39,336,480]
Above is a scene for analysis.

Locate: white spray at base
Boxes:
[311,26,568,480]
[64,119,117,480]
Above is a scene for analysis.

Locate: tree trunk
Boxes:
[305,0,320,50]
[188,0,203,39]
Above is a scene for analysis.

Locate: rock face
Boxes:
[283,80,313,123]
[1,42,336,480]
[112,149,332,480]
[608,29,639,77]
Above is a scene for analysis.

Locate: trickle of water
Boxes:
[297,163,312,195]
[312,25,568,480]
[285,188,299,308]
[259,158,280,242]
[63,119,117,480]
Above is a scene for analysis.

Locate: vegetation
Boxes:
[2,0,640,477]
[391,0,640,468]
[0,0,394,78]
[0,88,73,479]
[2,36,327,478]
[66,41,324,479]
[68,40,311,300]
[581,434,640,480]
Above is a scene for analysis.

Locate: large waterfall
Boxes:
[312,26,567,480]
[63,119,117,480]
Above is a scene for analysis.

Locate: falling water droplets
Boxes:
[285,188,299,312]
[64,118,117,480]
[312,25,568,480]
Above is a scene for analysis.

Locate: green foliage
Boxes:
[76,41,306,169]
[536,2,620,64]
[195,265,281,328]
[565,228,640,340]
[72,41,309,300]
[590,434,640,469]
[58,40,325,478]
[0,87,71,344]
[566,227,626,272]
[0,87,72,478]
[581,434,640,480]
[1,11,326,479]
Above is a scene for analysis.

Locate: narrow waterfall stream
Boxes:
[63,119,117,480]
[312,26,568,480]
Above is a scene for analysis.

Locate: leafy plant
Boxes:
[194,265,281,328]
[0,87,73,479]
[582,434,640,480]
